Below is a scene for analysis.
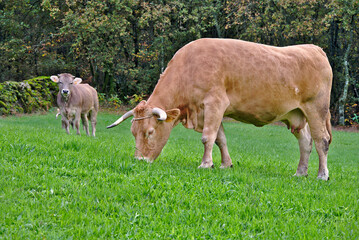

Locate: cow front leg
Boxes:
[293,123,312,177]
[216,123,233,168]
[199,128,217,168]
[198,94,230,169]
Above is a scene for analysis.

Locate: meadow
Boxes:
[1,110,358,239]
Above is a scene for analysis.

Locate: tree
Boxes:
[224,0,331,46]
[1,0,358,125]
[0,0,63,82]
[325,0,359,125]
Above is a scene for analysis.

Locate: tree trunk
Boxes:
[338,31,353,125]
[160,36,164,72]
[213,2,222,38]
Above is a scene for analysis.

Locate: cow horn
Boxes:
[107,110,133,128]
[152,108,167,121]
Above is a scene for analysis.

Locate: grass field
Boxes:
[1,110,358,239]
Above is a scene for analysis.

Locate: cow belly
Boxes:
[226,107,306,133]
[225,102,280,126]
[226,111,274,127]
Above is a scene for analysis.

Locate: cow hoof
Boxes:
[198,163,214,169]
[135,157,153,163]
[220,164,233,169]
[317,175,329,181]
[294,172,308,177]
[317,169,329,181]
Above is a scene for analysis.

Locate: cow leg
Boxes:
[74,112,81,135]
[292,123,312,177]
[199,95,230,168]
[61,119,66,129]
[305,110,331,180]
[89,110,97,137]
[62,119,70,134]
[216,123,233,168]
[81,113,90,136]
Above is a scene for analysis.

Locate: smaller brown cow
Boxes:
[51,73,99,136]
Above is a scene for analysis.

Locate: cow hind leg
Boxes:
[281,109,313,177]
[292,123,312,177]
[74,112,81,135]
[215,123,233,168]
[89,110,97,137]
[304,109,331,180]
[81,113,90,136]
[199,94,230,169]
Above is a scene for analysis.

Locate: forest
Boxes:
[0,0,358,125]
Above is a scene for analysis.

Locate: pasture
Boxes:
[1,110,358,239]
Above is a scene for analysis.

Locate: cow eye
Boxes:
[70,82,73,85]
[147,128,155,136]
[58,82,63,84]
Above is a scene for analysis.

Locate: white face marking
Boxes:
[295,88,299,95]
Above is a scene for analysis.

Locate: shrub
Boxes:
[0,76,58,116]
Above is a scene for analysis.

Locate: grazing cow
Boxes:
[108,38,333,180]
[51,73,99,137]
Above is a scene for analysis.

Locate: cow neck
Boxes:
[61,94,71,108]
[147,70,181,110]
[147,83,178,111]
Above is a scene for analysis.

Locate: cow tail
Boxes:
[326,112,332,144]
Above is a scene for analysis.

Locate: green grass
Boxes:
[1,110,358,239]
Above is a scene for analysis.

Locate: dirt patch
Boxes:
[332,125,359,132]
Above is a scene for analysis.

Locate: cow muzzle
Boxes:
[61,89,70,96]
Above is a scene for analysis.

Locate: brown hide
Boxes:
[52,73,99,136]
[149,39,332,129]
[109,38,333,180]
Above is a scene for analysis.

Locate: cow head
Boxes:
[107,100,180,161]
[50,73,82,99]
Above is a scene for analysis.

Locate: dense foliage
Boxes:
[1,0,358,124]
[0,77,57,115]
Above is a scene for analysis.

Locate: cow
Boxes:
[51,73,99,137]
[107,38,333,180]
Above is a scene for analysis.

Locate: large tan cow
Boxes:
[108,38,333,180]
[51,73,99,137]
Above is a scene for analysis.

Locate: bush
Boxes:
[344,103,359,126]
[98,93,124,110]
[0,76,58,116]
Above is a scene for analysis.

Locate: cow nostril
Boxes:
[62,90,69,94]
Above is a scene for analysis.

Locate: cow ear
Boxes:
[73,78,82,85]
[50,75,59,83]
[165,108,180,122]
[139,100,147,106]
